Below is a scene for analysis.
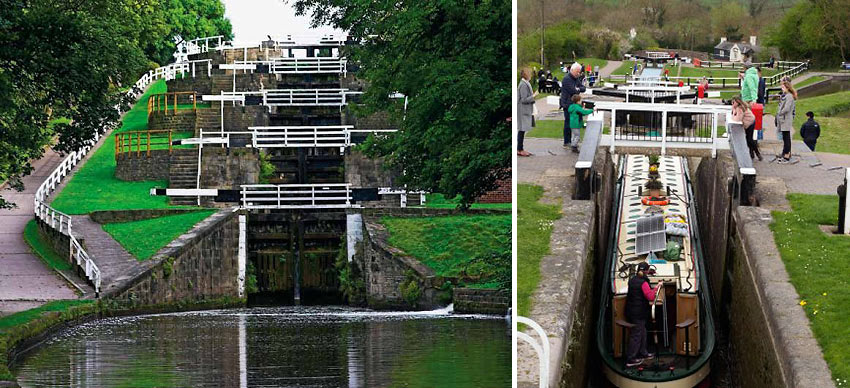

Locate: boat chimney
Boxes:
[720,37,727,43]
[750,35,757,46]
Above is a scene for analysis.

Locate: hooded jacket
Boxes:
[741,67,759,102]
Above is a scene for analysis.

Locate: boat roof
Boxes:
[611,155,699,295]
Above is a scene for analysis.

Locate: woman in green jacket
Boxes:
[567,94,594,153]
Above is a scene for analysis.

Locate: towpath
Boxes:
[0,149,79,316]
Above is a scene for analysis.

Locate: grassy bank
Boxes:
[425,194,512,209]
[51,79,179,213]
[381,213,510,288]
[23,220,71,272]
[764,90,850,154]
[517,184,561,318]
[795,75,826,89]
[526,119,564,139]
[770,194,850,383]
[102,210,217,260]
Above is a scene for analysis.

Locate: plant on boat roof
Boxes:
[645,179,664,190]
[648,155,660,165]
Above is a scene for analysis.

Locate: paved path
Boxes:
[71,216,149,295]
[0,149,78,316]
[598,60,622,78]
[518,138,595,388]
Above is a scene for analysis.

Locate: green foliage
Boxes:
[709,2,748,42]
[517,184,561,319]
[137,0,234,66]
[102,210,216,261]
[767,0,850,68]
[399,270,422,307]
[295,0,510,208]
[258,151,276,184]
[245,261,259,294]
[648,154,660,165]
[463,248,511,291]
[23,220,72,272]
[162,257,175,278]
[380,214,511,281]
[770,194,850,382]
[334,238,365,305]
[518,20,588,68]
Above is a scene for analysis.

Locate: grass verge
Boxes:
[517,184,561,319]
[51,79,197,213]
[23,220,71,271]
[794,75,826,89]
[102,210,217,261]
[381,214,510,287]
[424,194,512,209]
[770,194,850,383]
[764,90,850,154]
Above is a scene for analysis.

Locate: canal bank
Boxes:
[518,139,835,387]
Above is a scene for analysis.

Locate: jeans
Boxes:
[782,131,792,157]
[744,123,761,158]
[563,109,583,145]
[518,131,525,151]
[626,319,648,361]
[570,128,581,148]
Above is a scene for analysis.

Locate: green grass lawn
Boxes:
[381,214,510,287]
[794,75,826,89]
[611,60,639,76]
[102,210,216,261]
[517,184,561,319]
[23,220,71,272]
[665,63,781,80]
[526,119,564,138]
[0,300,93,332]
[764,90,850,154]
[51,79,198,213]
[770,194,850,383]
[424,193,511,209]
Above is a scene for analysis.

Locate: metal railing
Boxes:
[186,36,224,55]
[608,61,807,88]
[618,85,692,104]
[240,184,356,209]
[269,57,347,74]
[593,101,731,157]
[263,89,348,106]
[115,130,183,159]
[188,127,398,149]
[148,92,199,116]
[377,188,427,208]
[516,316,551,388]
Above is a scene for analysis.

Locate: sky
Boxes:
[222,0,345,45]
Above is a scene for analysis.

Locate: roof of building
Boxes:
[715,40,756,52]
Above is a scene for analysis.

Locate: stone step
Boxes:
[169,167,198,174]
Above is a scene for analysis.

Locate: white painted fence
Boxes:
[264,89,349,106]
[270,57,347,74]
[240,184,356,209]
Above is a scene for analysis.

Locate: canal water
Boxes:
[12,306,510,388]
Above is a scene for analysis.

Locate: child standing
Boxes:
[567,94,594,153]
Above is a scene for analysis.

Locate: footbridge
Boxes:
[574,102,756,205]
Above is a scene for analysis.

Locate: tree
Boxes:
[0,0,149,209]
[710,2,749,41]
[140,0,234,66]
[767,0,848,66]
[293,0,510,208]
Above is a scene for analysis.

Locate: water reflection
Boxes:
[13,306,510,388]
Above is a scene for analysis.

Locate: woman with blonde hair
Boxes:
[730,96,762,160]
[776,80,797,162]
[517,67,537,157]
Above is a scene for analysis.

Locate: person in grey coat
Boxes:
[775,80,797,162]
[518,68,537,157]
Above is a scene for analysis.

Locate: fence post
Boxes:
[137,132,141,157]
[147,132,151,157]
[661,111,668,155]
[169,131,173,154]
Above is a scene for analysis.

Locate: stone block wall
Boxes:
[115,149,172,181]
[109,210,241,305]
[345,150,400,208]
[358,218,444,310]
[149,111,197,132]
[36,219,71,264]
[199,148,260,190]
[453,288,509,315]
[224,105,269,130]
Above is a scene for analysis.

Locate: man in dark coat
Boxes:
[625,262,660,367]
[800,111,821,151]
[560,62,586,148]
[756,67,767,105]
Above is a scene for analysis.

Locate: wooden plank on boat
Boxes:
[676,293,700,356]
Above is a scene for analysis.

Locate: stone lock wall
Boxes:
[223,105,269,130]
[115,149,173,181]
[109,210,241,305]
[345,151,401,208]
[199,148,260,189]
[453,288,509,315]
[148,111,197,132]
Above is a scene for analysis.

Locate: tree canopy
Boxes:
[293,0,511,208]
[0,0,231,209]
[767,0,850,67]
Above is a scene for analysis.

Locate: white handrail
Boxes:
[240,183,357,209]
[517,316,550,388]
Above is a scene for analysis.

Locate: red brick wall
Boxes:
[476,172,512,203]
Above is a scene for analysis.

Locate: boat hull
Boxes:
[602,362,710,388]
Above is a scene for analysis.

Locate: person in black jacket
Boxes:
[625,262,661,367]
[560,62,586,148]
[800,111,821,151]
[756,67,767,105]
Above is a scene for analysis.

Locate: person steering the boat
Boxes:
[625,262,662,367]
